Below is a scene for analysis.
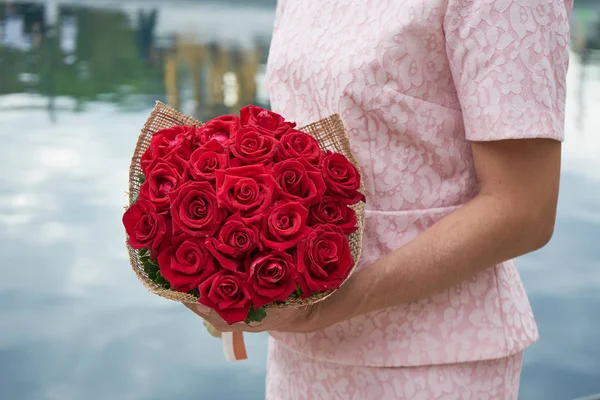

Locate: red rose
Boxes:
[157,237,216,292]
[196,115,241,146]
[205,214,259,274]
[240,105,296,138]
[170,181,225,236]
[208,213,259,259]
[150,126,194,158]
[122,199,167,251]
[309,196,358,234]
[321,152,365,205]
[260,202,310,251]
[143,152,190,179]
[189,140,229,182]
[230,127,278,165]
[205,240,241,275]
[139,161,184,212]
[141,141,193,176]
[198,270,252,325]
[273,159,325,205]
[297,225,353,298]
[152,214,174,259]
[215,165,277,223]
[246,252,297,308]
[141,126,195,175]
[275,130,322,165]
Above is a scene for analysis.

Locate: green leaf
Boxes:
[143,257,156,268]
[139,254,171,289]
[294,285,303,298]
[132,192,139,203]
[138,173,146,184]
[188,288,200,297]
[142,258,159,277]
[245,307,267,324]
[154,273,171,289]
[147,266,159,276]
[142,258,153,271]
[144,258,158,268]
[142,263,151,274]
[137,251,172,289]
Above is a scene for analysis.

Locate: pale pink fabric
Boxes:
[266,337,523,400]
[265,0,572,367]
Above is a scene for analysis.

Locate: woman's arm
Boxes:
[187,138,561,333]
[312,138,561,326]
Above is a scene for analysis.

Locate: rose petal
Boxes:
[205,238,244,274]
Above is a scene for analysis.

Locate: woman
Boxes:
[188,0,573,398]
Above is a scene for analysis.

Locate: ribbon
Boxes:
[222,331,248,361]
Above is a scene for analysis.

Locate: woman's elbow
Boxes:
[532,217,556,250]
[524,205,558,251]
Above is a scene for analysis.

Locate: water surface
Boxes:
[1,2,599,399]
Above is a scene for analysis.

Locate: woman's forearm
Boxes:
[325,191,554,322]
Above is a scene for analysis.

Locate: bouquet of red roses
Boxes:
[123,102,365,325]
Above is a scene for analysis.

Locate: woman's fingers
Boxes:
[184,302,314,333]
[203,320,223,338]
[195,303,214,316]
[184,302,216,320]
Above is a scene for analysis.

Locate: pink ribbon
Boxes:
[222,331,247,361]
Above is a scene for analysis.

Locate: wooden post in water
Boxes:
[164,41,179,110]
[239,47,259,106]
[176,37,206,117]
[208,42,229,113]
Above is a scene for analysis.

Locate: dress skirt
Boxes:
[266,337,523,400]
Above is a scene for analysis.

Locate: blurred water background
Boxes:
[0,1,599,399]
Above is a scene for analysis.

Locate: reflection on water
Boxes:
[0,1,273,121]
[1,2,600,400]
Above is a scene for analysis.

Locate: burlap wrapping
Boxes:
[126,101,365,308]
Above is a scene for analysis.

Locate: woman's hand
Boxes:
[184,279,360,334]
[202,319,223,338]
[184,302,314,333]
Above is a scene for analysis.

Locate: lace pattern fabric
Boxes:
[265,0,572,367]
[266,336,524,400]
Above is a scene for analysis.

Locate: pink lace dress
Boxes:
[264,0,572,398]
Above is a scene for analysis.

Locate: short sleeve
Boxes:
[444,0,573,142]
